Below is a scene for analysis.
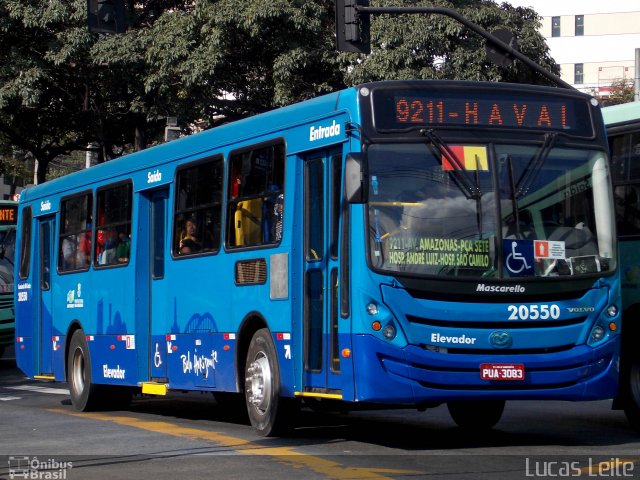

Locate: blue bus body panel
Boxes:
[14,86,358,396]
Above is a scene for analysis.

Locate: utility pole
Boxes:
[635,48,639,102]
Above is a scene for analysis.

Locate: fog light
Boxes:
[366,302,379,315]
[591,325,605,342]
[382,324,397,340]
[607,305,618,317]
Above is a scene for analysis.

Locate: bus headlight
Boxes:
[366,302,379,316]
[590,324,605,343]
[382,323,397,340]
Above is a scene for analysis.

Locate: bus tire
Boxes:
[67,329,102,411]
[622,358,640,432]
[244,328,293,436]
[447,400,505,429]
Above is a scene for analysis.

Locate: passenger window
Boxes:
[227,142,285,248]
[174,157,223,256]
[58,193,92,273]
[95,183,132,267]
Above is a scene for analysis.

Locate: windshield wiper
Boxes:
[420,129,482,200]
[515,132,558,199]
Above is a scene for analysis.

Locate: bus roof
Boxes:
[602,101,640,127]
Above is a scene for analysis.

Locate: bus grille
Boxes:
[406,314,588,330]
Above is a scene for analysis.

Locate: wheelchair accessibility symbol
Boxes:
[503,240,534,276]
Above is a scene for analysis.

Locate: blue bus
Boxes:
[603,101,640,431]
[15,80,622,436]
[0,200,18,357]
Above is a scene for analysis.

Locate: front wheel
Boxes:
[244,328,295,436]
[622,359,640,432]
[447,400,505,429]
[67,329,102,411]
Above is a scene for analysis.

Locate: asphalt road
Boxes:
[1,345,639,480]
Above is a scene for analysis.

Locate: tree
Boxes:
[0,0,98,184]
[341,0,560,86]
[597,79,636,106]
[0,0,558,183]
[139,0,345,129]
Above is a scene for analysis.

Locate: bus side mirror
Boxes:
[345,153,367,204]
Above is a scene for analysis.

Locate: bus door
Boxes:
[36,216,55,375]
[142,188,169,381]
[303,149,343,393]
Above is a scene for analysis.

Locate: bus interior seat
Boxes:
[235,199,262,246]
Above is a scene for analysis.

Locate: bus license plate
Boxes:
[480,363,525,381]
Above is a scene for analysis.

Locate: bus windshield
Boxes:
[0,227,16,293]
[367,142,616,279]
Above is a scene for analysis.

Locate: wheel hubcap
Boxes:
[72,348,85,394]
[246,353,272,414]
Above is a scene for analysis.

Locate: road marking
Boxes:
[49,408,422,479]
[7,385,70,395]
[0,396,22,401]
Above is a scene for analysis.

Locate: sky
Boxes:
[500,0,637,16]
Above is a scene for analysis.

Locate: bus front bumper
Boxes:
[350,334,619,404]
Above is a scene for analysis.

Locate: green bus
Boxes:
[603,101,640,430]
[0,200,18,357]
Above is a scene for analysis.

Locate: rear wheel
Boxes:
[244,328,295,436]
[447,400,505,429]
[67,329,102,411]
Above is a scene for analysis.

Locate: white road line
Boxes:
[0,396,22,401]
[7,385,70,395]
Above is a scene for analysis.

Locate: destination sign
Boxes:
[372,88,593,135]
[0,206,17,225]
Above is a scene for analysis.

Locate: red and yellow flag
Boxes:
[442,146,488,171]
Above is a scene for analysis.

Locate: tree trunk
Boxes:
[135,124,145,151]
[36,158,49,185]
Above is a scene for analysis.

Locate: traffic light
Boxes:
[335,0,370,54]
[88,0,125,34]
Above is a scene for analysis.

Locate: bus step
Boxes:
[34,375,55,382]
[141,382,168,396]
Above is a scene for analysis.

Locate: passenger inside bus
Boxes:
[179,217,202,254]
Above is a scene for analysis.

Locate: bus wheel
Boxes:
[447,400,505,429]
[244,328,292,436]
[623,359,640,431]
[68,329,102,411]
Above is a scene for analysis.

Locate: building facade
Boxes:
[509,0,640,98]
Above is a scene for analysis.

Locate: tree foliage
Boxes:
[342,0,559,85]
[0,0,556,183]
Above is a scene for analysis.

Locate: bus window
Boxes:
[227,142,284,248]
[174,157,223,256]
[18,206,31,280]
[58,193,92,273]
[95,183,132,266]
[630,132,640,181]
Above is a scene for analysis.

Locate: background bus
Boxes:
[0,200,18,358]
[14,80,622,436]
[603,101,640,430]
